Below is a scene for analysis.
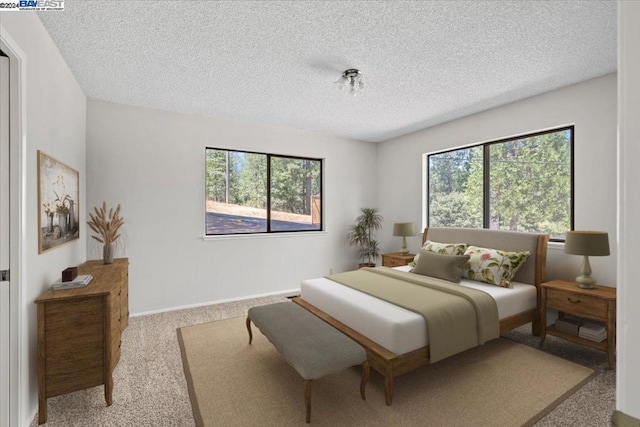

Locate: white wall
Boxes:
[377,74,618,286]
[616,0,640,420]
[0,12,87,426]
[86,100,377,314]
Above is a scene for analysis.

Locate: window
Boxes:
[205,148,322,235]
[426,126,573,241]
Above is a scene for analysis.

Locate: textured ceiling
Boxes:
[38,1,616,142]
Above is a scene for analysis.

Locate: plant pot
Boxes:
[103,243,114,264]
[358,263,376,269]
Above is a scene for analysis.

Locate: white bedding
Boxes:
[300,265,537,355]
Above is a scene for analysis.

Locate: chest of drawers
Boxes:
[35,258,129,424]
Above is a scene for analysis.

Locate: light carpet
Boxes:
[177,315,596,427]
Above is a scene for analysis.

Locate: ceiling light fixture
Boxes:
[335,69,364,96]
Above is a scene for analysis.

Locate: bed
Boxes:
[293,227,549,405]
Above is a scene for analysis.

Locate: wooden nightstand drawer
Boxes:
[546,288,607,320]
[381,253,415,268]
[384,257,404,267]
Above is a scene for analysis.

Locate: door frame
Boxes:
[0,25,27,427]
[0,52,9,427]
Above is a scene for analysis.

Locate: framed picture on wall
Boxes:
[38,151,80,253]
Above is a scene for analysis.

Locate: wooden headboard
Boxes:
[422,227,549,287]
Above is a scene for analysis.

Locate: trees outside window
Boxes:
[426,127,573,241]
[205,148,322,235]
[428,146,483,229]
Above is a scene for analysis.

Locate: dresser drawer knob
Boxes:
[567,297,581,304]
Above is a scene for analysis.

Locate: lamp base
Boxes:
[399,236,408,255]
[576,275,596,289]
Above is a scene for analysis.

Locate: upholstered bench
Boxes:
[246,301,369,423]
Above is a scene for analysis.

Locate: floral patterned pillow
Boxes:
[462,246,530,288]
[409,240,467,267]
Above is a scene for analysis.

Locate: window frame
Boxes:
[425,126,574,242]
[205,147,323,236]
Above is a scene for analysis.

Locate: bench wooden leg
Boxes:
[360,360,369,400]
[304,380,312,424]
[246,317,253,344]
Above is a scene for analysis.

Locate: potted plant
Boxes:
[348,208,383,268]
[87,202,125,264]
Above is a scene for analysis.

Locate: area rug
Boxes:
[177,316,595,427]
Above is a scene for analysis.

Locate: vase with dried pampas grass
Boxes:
[87,202,124,264]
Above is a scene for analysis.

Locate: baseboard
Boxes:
[613,410,640,427]
[130,288,300,317]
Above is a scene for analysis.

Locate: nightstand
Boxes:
[381,252,416,267]
[540,279,616,369]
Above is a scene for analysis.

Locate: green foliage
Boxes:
[270,158,320,214]
[487,132,571,236]
[205,149,238,203]
[428,130,571,239]
[205,149,320,215]
[236,153,267,208]
[429,146,483,228]
[429,192,482,228]
[348,208,383,264]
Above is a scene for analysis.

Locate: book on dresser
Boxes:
[51,274,93,290]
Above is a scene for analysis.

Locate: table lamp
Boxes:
[564,230,610,289]
[393,222,415,255]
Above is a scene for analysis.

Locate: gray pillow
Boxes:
[410,249,470,283]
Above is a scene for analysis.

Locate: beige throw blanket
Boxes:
[326,267,500,362]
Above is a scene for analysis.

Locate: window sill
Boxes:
[547,241,566,251]
[202,231,327,241]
